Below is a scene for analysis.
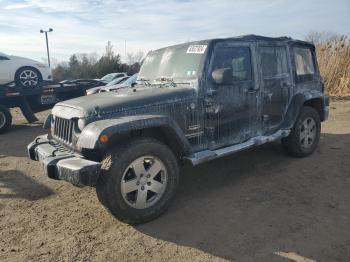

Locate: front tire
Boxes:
[96,138,179,224]
[0,105,12,134]
[282,106,321,157]
[15,67,42,88]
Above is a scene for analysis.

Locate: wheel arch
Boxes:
[78,115,192,159]
[282,91,328,129]
[15,66,43,81]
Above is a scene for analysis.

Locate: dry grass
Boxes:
[316,35,350,97]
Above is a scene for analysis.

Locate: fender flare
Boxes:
[77,114,192,155]
[281,90,328,129]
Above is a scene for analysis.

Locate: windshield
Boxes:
[138,43,207,83]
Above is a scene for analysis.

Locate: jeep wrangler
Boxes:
[28,35,329,224]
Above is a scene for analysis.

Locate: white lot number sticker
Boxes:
[187,45,207,54]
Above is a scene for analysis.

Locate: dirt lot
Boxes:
[0,101,349,262]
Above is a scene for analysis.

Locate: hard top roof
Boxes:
[211,34,313,46]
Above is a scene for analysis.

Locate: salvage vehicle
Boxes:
[97,72,128,84]
[28,35,329,224]
[101,73,138,92]
[86,75,130,95]
[0,80,104,134]
[86,73,139,95]
[0,52,52,88]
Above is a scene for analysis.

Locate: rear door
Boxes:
[258,44,293,134]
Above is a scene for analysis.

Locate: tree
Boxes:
[52,41,143,81]
[126,51,144,65]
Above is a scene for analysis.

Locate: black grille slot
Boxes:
[53,117,74,144]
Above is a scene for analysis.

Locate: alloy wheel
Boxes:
[120,156,168,209]
[19,70,38,87]
[300,117,317,148]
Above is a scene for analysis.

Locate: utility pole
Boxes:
[40,28,53,67]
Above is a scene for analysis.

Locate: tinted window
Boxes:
[294,47,315,82]
[212,47,252,81]
[0,56,9,60]
[261,46,288,77]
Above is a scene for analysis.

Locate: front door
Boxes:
[205,42,258,149]
[258,45,293,134]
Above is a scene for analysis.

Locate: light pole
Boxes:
[40,28,53,67]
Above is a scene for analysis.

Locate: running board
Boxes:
[185,130,290,166]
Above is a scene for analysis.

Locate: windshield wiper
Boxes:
[154,77,191,87]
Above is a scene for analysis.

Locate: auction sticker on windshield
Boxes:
[187,45,207,54]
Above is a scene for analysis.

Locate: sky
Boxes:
[0,0,349,64]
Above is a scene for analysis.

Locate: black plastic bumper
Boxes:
[27,135,101,187]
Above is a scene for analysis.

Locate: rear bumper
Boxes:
[323,96,330,121]
[27,135,101,187]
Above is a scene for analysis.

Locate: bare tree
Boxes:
[305,31,339,45]
[126,51,145,65]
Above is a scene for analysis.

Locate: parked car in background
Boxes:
[101,73,138,92]
[96,72,127,84]
[0,52,52,88]
[86,75,129,95]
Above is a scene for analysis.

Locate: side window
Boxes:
[212,47,252,81]
[294,47,315,82]
[260,46,288,78]
[0,56,9,61]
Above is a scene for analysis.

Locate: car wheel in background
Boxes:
[0,105,12,134]
[15,67,42,88]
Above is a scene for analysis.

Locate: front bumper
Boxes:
[27,135,101,187]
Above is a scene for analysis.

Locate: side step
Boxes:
[185,130,290,166]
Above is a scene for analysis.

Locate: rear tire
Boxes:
[96,138,179,224]
[15,67,42,88]
[282,106,321,157]
[0,105,12,134]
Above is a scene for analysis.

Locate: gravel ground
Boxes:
[0,101,349,262]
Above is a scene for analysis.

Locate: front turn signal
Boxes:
[99,135,109,143]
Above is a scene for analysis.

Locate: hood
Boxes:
[52,85,197,119]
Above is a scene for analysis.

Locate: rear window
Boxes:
[294,47,315,82]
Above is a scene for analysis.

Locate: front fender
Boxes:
[282,90,328,129]
[77,114,191,153]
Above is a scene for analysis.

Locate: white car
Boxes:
[0,52,52,88]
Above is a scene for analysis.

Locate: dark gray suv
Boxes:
[28,35,329,224]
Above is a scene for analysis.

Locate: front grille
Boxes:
[53,117,74,144]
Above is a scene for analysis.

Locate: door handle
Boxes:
[244,88,257,94]
[282,83,292,88]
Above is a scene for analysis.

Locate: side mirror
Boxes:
[212,68,233,85]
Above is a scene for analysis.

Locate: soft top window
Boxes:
[212,46,252,81]
[294,47,315,82]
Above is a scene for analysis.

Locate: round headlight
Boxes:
[77,118,86,131]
